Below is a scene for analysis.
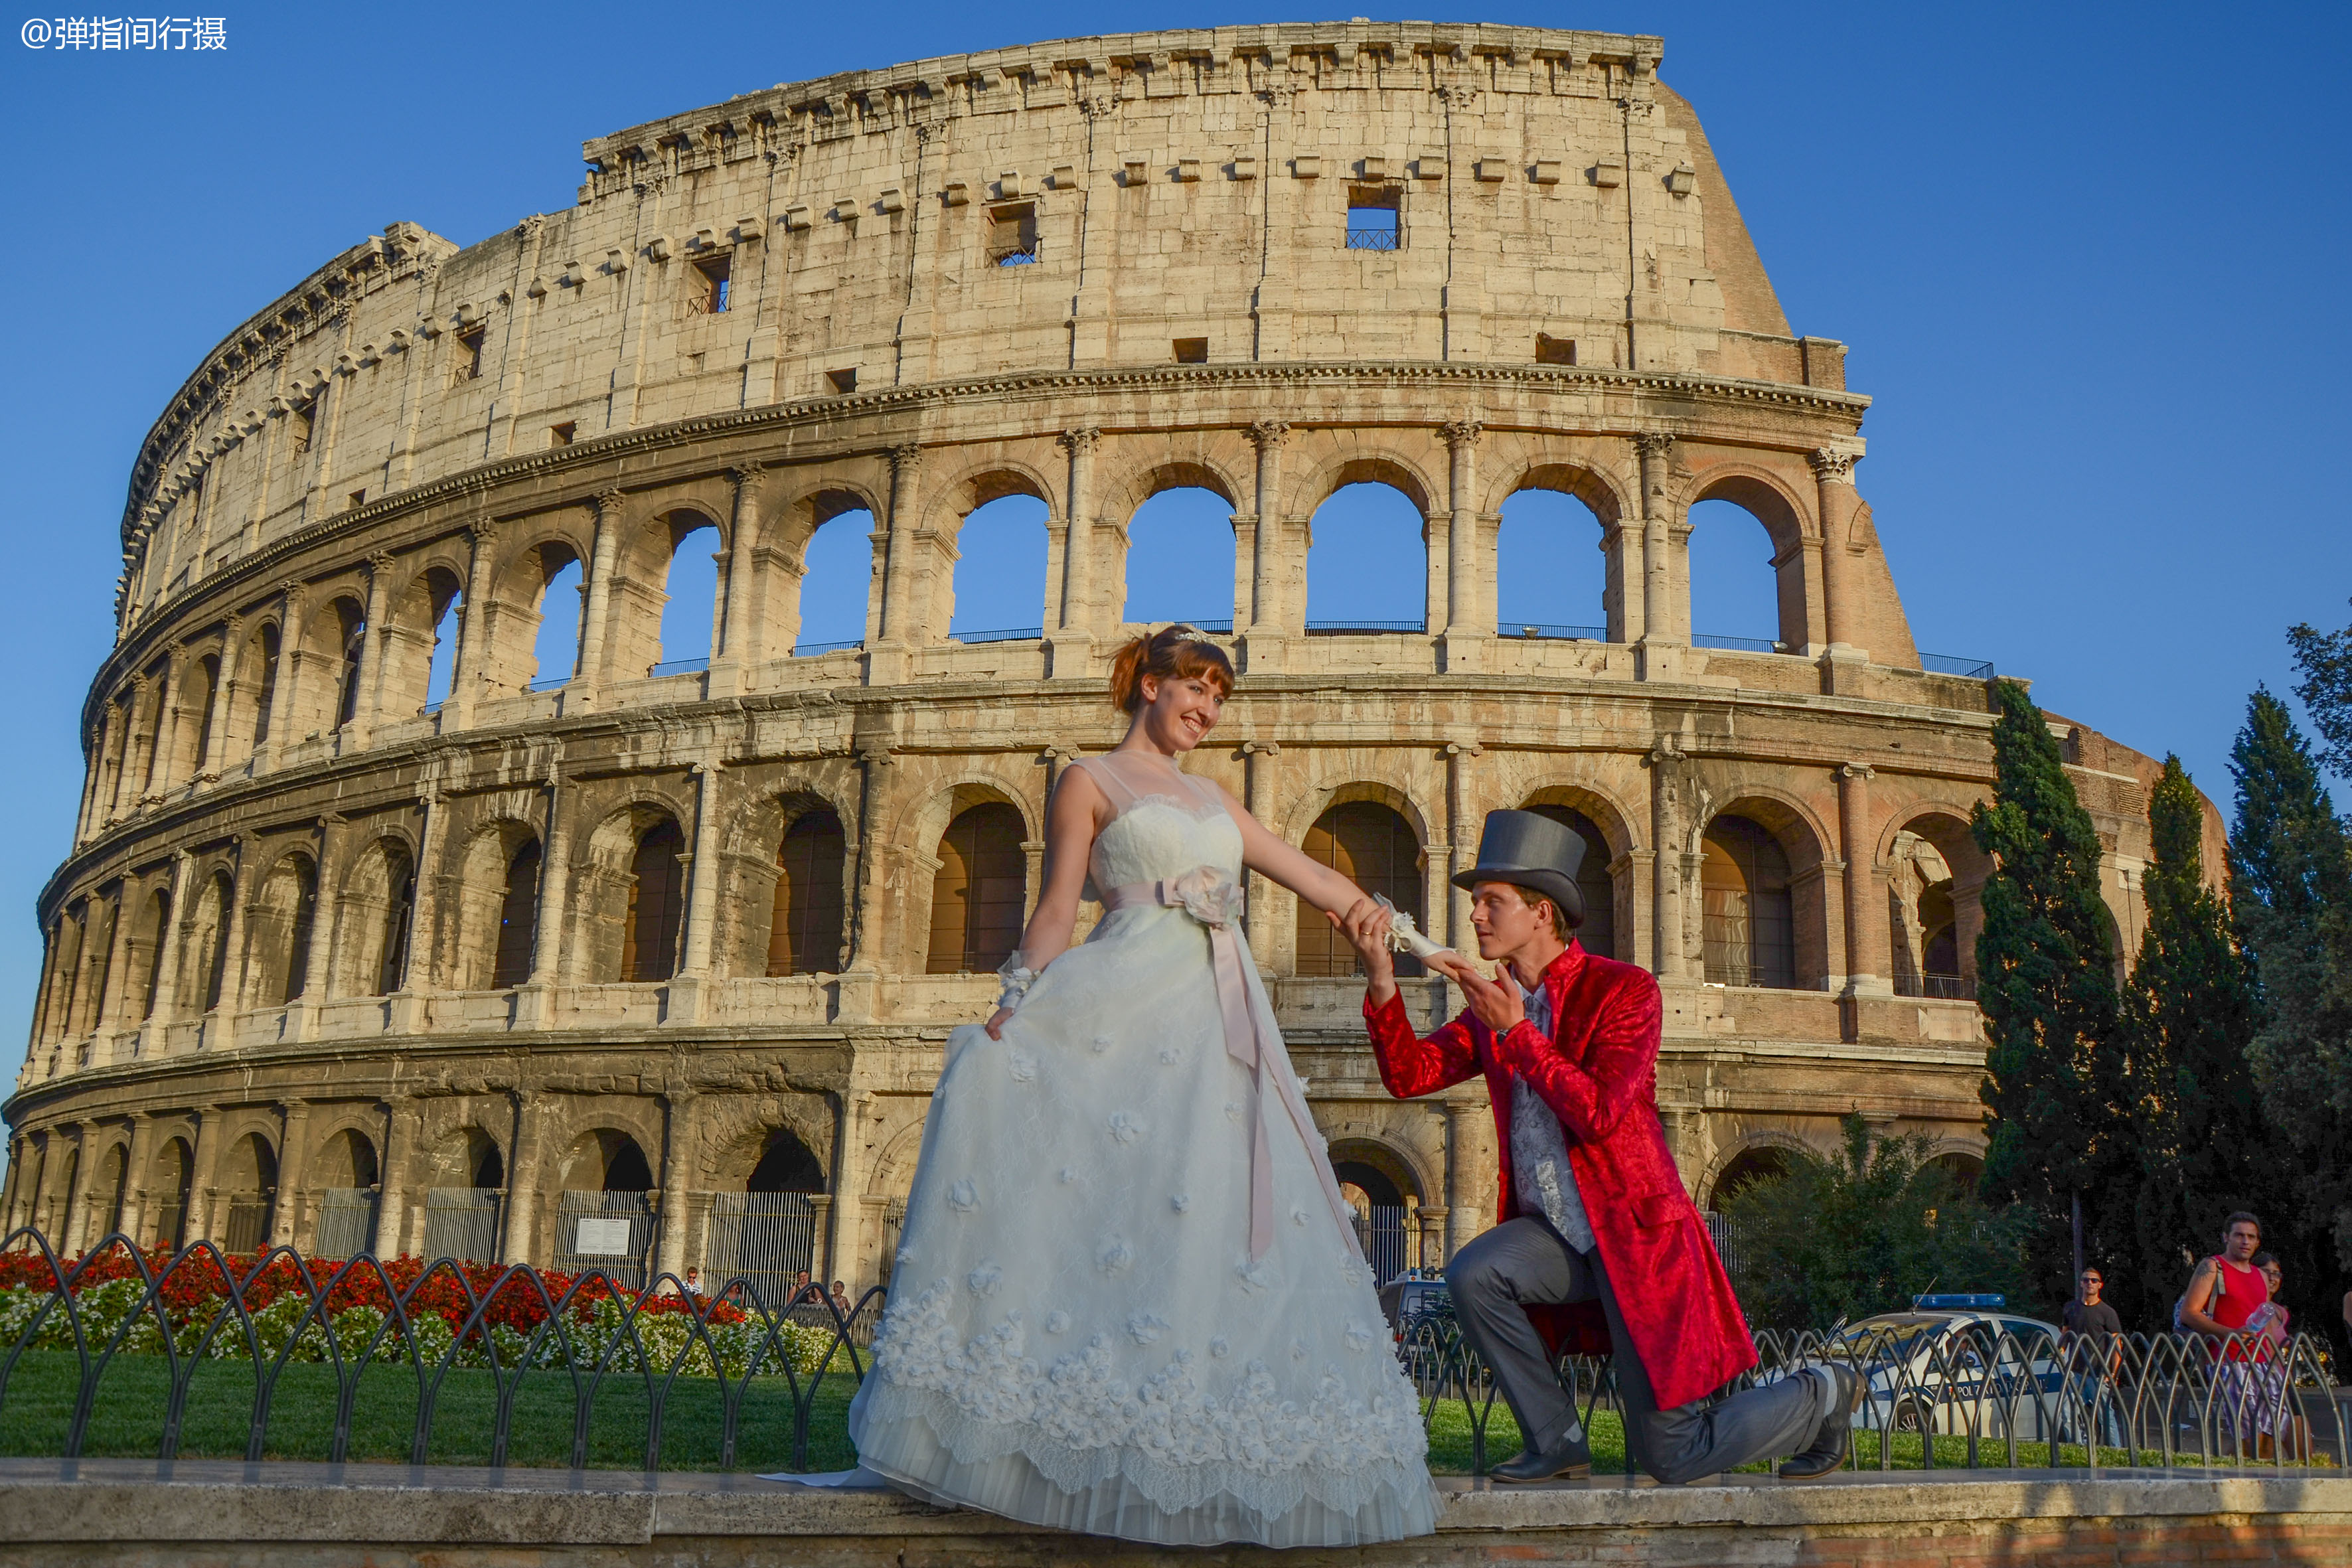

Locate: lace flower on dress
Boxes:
[1128,1311,1170,1345]
[967,1261,1002,1297]
[1045,1310,1071,1334]
[1007,1049,1037,1082]
[1097,1235,1136,1275]
[1171,1192,1191,1213]
[1346,1321,1377,1352]
[1108,1111,1146,1144]
[1235,1258,1274,1294]
[948,1178,979,1212]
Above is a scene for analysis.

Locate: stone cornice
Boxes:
[94,358,1870,716]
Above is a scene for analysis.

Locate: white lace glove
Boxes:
[994,952,1039,1014]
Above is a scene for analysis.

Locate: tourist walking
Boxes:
[2177,1214,2270,1449]
[844,627,1437,1547]
[1345,812,1861,1486]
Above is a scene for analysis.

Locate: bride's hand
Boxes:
[984,1007,1015,1040]
[1330,896,1396,979]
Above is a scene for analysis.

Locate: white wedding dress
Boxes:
[846,754,1437,1545]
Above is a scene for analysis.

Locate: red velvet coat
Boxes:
[1364,943,1757,1411]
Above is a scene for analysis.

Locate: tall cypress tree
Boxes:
[1972,678,2126,1305]
[2118,755,2266,1330]
[2231,688,2352,1327]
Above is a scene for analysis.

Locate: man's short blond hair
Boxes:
[1483,880,1572,942]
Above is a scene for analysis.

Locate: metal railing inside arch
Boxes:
[0,1227,880,1472]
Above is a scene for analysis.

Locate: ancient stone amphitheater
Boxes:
[5,22,2172,1297]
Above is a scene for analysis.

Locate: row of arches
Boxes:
[85,429,1875,838]
[33,763,1998,1056]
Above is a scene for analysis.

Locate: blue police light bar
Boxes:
[1914,1294,2005,1310]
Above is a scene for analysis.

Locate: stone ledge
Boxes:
[2,1459,2347,1547]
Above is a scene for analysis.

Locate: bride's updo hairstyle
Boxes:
[1109,624,1235,713]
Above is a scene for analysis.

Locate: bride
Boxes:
[845,625,1439,1546]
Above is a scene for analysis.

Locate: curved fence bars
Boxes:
[4,1226,2347,1476]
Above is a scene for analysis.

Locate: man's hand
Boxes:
[1431,954,1528,1039]
[1332,897,1399,1004]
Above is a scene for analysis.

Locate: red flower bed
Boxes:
[0,1244,746,1335]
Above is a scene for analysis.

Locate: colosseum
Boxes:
[5,21,2174,1299]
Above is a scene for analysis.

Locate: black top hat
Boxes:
[1450,810,1587,927]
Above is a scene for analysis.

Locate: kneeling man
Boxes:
[1344,809,1858,1484]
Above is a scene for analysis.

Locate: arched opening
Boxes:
[421,577,463,713]
[530,552,585,689]
[250,852,318,1006]
[1306,482,1427,633]
[491,838,542,988]
[52,1146,79,1249]
[315,1127,380,1189]
[78,900,119,1036]
[1497,487,1608,641]
[1522,803,1618,961]
[92,1142,127,1241]
[151,1137,193,1250]
[134,888,170,1021]
[1687,480,1808,653]
[332,597,368,730]
[1297,799,1424,977]
[183,869,234,1014]
[335,838,416,998]
[44,912,85,1043]
[1701,815,1797,989]
[220,1131,278,1253]
[311,1126,382,1258]
[795,506,875,654]
[250,623,281,749]
[1930,1151,1983,1197]
[139,665,171,792]
[652,517,721,676]
[1120,486,1237,629]
[1707,1145,1794,1212]
[949,494,1050,643]
[747,1130,826,1193]
[422,1126,506,1263]
[1328,1138,1425,1282]
[553,1128,657,1283]
[927,802,1028,973]
[768,809,847,976]
[621,818,686,981]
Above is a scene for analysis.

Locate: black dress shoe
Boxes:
[1778,1365,1863,1480]
[1490,1434,1594,1483]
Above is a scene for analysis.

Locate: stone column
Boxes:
[185,1107,224,1245]
[844,746,898,984]
[1049,428,1101,676]
[145,850,195,1030]
[1950,868,1988,986]
[58,1129,93,1255]
[524,763,570,997]
[573,490,625,698]
[374,1096,416,1259]
[708,464,765,696]
[94,892,137,1050]
[1239,741,1281,945]
[447,521,497,728]
[290,816,341,1038]
[1811,448,1864,658]
[212,836,253,1016]
[1838,765,1888,996]
[1443,1100,1486,1261]
[354,552,396,744]
[272,1101,312,1247]
[200,613,245,781]
[868,446,926,686]
[402,786,447,1000]
[1443,742,1482,954]
[654,1090,700,1286]
[501,1091,547,1266]
[116,1115,153,1247]
[1648,742,1692,980]
[670,759,726,1024]
[264,589,308,768]
[1439,420,1485,673]
[1634,433,1681,673]
[1241,420,1290,670]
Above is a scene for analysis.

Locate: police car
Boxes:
[1820,1294,2070,1441]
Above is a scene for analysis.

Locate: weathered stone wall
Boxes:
[6,23,2182,1291]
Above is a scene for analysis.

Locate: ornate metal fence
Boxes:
[1399,1307,2349,1476]
[5,1223,2346,1478]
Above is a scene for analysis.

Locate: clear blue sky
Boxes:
[3,1,2348,1067]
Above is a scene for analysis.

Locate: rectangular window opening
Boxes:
[1346,187,1400,251]
[348,489,366,509]
[691,254,731,314]
[550,422,576,447]
[987,202,1039,266]
[826,368,858,395]
[1172,337,1208,364]
[1536,334,1577,366]
[452,327,487,386]
[289,404,315,457]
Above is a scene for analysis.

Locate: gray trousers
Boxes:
[1446,1217,1822,1484]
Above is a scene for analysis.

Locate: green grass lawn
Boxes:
[0,1350,860,1472]
[5,1352,2321,1478]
